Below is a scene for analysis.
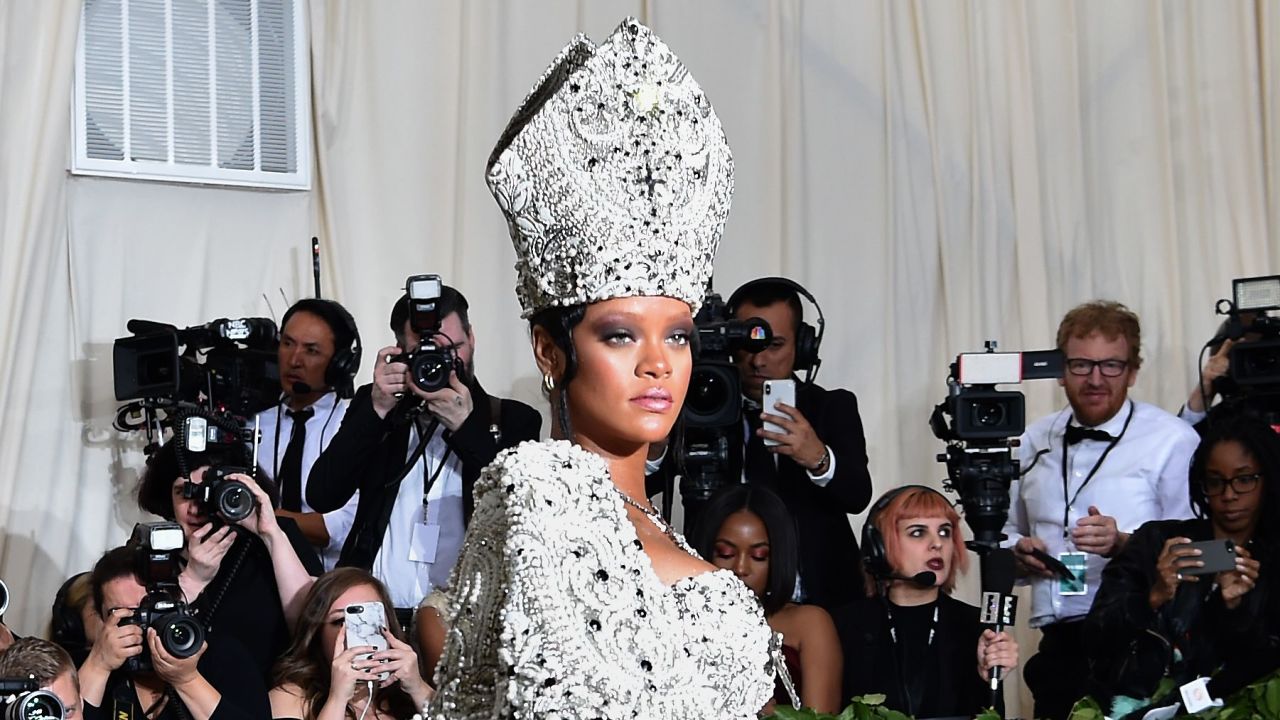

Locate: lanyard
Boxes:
[1060,400,1134,538]
[415,417,453,522]
[883,596,939,717]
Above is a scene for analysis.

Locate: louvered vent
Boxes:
[73,0,310,189]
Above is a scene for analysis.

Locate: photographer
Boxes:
[79,546,269,720]
[1085,412,1280,711]
[718,277,873,610]
[307,285,540,625]
[136,441,321,679]
[0,637,81,719]
[1002,301,1200,719]
[255,299,362,571]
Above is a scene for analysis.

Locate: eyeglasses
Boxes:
[1065,358,1130,377]
[1201,473,1263,496]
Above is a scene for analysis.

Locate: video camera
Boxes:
[1201,275,1280,417]
[670,293,772,530]
[0,679,63,720]
[930,342,1063,548]
[120,523,205,673]
[392,274,464,394]
[113,316,279,457]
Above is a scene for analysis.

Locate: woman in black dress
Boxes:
[831,485,1018,718]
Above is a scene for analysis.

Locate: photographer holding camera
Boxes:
[254,299,363,571]
[0,637,81,720]
[720,277,873,610]
[307,281,541,625]
[79,545,269,720]
[136,439,321,679]
[1002,301,1200,720]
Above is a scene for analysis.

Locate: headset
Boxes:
[50,573,89,654]
[281,299,363,399]
[860,484,951,580]
[726,277,826,383]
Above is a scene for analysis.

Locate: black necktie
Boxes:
[1064,424,1114,445]
[279,407,314,511]
[743,407,777,486]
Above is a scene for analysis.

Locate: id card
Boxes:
[409,522,441,563]
[1058,552,1087,595]
[1179,677,1222,714]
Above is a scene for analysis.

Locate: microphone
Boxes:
[979,548,1018,703]
[886,570,937,587]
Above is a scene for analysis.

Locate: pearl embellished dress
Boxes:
[426,440,777,719]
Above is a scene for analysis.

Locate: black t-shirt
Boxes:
[833,594,987,718]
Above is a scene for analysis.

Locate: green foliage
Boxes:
[1070,668,1280,719]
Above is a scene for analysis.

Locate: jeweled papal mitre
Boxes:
[486,18,733,318]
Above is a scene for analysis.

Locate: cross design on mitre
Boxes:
[636,164,667,200]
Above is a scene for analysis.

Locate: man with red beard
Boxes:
[1002,301,1199,720]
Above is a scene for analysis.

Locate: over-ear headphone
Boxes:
[861,485,950,580]
[51,572,89,655]
[726,277,826,383]
[281,299,363,399]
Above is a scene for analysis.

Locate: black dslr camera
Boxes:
[0,679,64,720]
[120,523,205,673]
[175,412,256,524]
[393,274,463,393]
[669,293,772,530]
[930,342,1063,548]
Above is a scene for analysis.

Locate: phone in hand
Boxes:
[1175,539,1237,576]
[345,601,391,681]
[761,379,797,447]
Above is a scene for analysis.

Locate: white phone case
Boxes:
[345,602,390,680]
[761,379,796,447]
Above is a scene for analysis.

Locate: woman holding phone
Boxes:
[1086,411,1280,709]
[270,568,430,720]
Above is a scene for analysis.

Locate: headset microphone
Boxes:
[886,570,937,587]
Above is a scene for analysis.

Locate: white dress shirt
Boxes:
[373,420,465,609]
[1001,400,1199,627]
[255,391,359,571]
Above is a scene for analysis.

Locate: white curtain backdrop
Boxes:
[2,1,1276,714]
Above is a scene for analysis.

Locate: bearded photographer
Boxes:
[136,441,321,679]
[1002,301,1201,719]
[78,545,269,720]
[307,284,541,624]
[0,637,82,720]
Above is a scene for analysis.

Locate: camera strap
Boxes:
[1060,400,1134,538]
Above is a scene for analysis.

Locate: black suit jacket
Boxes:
[751,380,873,609]
[306,379,541,572]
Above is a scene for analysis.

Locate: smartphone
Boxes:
[345,602,390,681]
[761,379,796,447]
[1176,539,1237,576]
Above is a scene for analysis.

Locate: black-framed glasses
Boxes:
[1201,472,1263,496]
[1065,358,1130,377]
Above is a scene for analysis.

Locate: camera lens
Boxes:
[971,400,1007,428]
[215,481,255,522]
[160,616,204,658]
[686,369,728,417]
[5,690,65,720]
[412,352,451,392]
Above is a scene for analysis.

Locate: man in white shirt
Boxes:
[307,287,541,627]
[1003,300,1200,720]
[255,298,362,571]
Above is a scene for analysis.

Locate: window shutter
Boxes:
[74,0,311,190]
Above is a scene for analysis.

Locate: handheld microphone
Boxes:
[979,548,1018,702]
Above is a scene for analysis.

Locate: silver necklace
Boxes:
[616,489,685,548]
